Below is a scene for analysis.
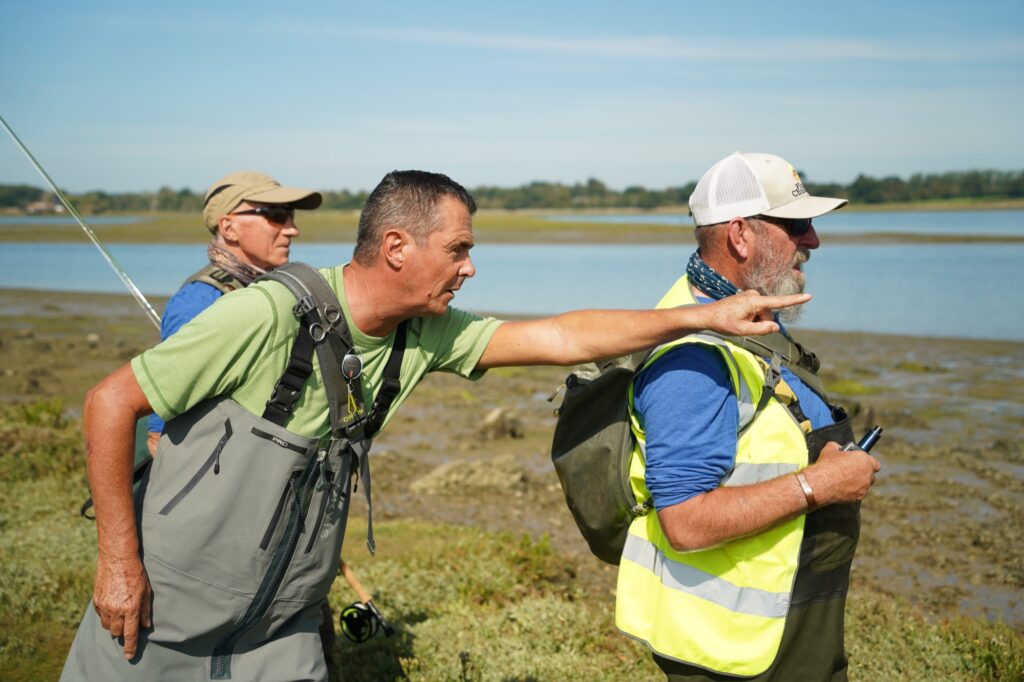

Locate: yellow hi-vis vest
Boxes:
[615,275,809,677]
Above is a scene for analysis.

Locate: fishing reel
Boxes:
[340,600,395,644]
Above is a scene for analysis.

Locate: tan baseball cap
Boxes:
[688,152,847,227]
[202,171,322,232]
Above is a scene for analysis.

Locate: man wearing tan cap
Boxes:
[63,169,809,681]
[140,171,345,668]
[615,153,881,681]
[145,171,321,455]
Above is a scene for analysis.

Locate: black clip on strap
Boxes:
[263,326,316,426]
[754,352,784,415]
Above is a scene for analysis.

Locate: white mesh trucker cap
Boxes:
[688,152,847,227]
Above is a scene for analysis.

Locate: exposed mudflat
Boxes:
[2,288,1022,631]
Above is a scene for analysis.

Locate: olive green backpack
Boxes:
[549,352,652,565]
[550,330,825,565]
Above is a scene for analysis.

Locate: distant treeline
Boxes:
[3,169,1022,214]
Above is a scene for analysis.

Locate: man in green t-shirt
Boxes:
[68,170,808,677]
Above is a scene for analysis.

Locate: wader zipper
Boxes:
[210,448,327,679]
[259,471,302,551]
[159,419,232,516]
[304,469,335,553]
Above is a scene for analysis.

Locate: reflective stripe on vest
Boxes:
[722,462,799,486]
[621,533,790,619]
[616,274,809,677]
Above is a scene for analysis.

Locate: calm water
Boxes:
[544,209,1024,237]
[1,241,1021,341]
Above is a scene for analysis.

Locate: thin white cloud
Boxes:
[273,23,1024,62]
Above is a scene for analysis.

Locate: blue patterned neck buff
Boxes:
[685,251,740,301]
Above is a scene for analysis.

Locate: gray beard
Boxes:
[745,248,810,324]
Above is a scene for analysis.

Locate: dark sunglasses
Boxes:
[230,206,295,225]
[753,214,813,236]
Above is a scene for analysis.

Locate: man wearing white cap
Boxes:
[615,153,881,681]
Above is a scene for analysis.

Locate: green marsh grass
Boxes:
[4,206,1024,244]
[2,400,1022,681]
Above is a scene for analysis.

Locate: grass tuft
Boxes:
[0,399,85,483]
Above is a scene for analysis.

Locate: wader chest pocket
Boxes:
[158,419,233,516]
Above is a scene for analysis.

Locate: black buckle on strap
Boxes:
[267,386,301,411]
[293,295,317,318]
[376,376,401,400]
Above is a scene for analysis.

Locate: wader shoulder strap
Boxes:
[364,321,407,440]
[184,263,246,295]
[257,263,409,438]
[258,262,409,556]
[257,263,355,434]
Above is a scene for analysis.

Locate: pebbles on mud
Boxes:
[410,454,529,495]
[478,407,525,440]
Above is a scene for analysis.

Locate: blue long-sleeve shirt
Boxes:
[633,321,833,511]
[147,281,222,433]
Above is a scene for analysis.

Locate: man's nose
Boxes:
[282,216,299,238]
[800,224,820,250]
[461,254,476,278]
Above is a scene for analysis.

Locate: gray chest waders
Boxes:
[66,264,406,681]
[724,330,861,607]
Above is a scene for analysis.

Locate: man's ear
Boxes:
[726,217,755,261]
[218,215,240,244]
[381,228,408,269]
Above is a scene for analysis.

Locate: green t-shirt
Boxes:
[132,264,503,438]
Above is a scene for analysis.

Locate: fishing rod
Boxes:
[1,114,161,330]
[338,558,396,643]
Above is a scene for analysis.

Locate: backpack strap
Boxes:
[716,329,829,404]
[697,329,829,433]
[183,263,246,295]
[693,327,826,401]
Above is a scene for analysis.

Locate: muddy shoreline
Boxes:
[2,288,1022,631]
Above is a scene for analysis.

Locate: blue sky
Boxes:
[2,0,1022,193]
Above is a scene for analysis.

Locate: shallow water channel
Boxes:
[1,240,1023,341]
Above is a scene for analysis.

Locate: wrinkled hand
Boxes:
[803,441,881,506]
[93,552,152,660]
[701,290,812,337]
